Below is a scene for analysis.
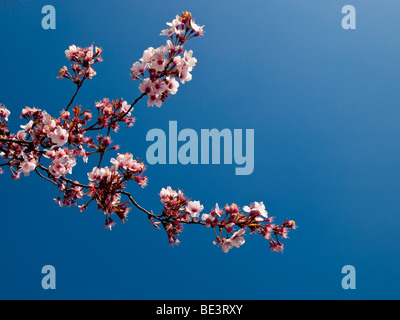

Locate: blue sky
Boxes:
[1,0,400,299]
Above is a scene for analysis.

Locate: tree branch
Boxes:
[65,82,83,112]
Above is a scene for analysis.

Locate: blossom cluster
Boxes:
[58,44,103,83]
[131,11,204,108]
[0,12,296,254]
[83,154,147,228]
[0,99,144,205]
[94,98,135,131]
[158,186,296,253]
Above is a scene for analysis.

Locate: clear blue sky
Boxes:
[1,0,400,299]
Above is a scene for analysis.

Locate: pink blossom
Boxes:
[270,241,284,253]
[57,66,70,79]
[65,45,78,61]
[87,166,112,183]
[20,120,34,133]
[19,155,37,176]
[201,213,215,227]
[160,27,175,37]
[48,126,69,146]
[42,111,56,133]
[120,101,132,116]
[0,105,11,121]
[166,77,179,95]
[110,153,144,173]
[45,148,77,178]
[221,229,246,253]
[230,229,246,248]
[160,186,178,204]
[139,79,154,94]
[152,79,168,95]
[16,130,26,140]
[166,16,185,36]
[211,203,223,217]
[49,155,76,179]
[140,47,155,64]
[173,56,193,84]
[178,69,192,84]
[191,20,205,36]
[105,216,116,230]
[221,239,234,253]
[131,62,146,79]
[287,220,297,229]
[147,93,163,108]
[186,200,204,218]
[183,50,197,70]
[86,66,97,80]
[135,175,148,188]
[243,201,268,218]
[225,203,240,215]
[150,50,168,72]
[21,106,41,118]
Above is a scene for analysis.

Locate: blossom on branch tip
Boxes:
[57,66,70,79]
[160,186,178,203]
[130,12,204,108]
[270,240,284,253]
[65,45,78,61]
[190,20,205,36]
[105,215,116,230]
[60,44,102,84]
[225,203,240,215]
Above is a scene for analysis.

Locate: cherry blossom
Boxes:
[201,213,215,227]
[0,105,10,121]
[186,200,204,218]
[243,201,269,219]
[48,126,69,146]
[19,154,37,176]
[130,12,204,108]
[221,229,246,253]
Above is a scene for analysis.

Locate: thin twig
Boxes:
[120,190,155,217]
[35,168,58,186]
[0,138,33,145]
[36,164,90,189]
[65,82,83,111]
